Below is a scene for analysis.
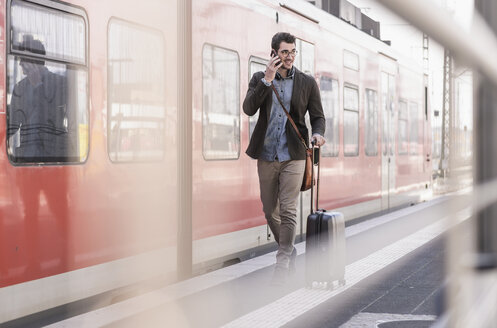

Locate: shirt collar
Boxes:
[275,66,295,80]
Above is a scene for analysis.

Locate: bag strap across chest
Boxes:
[270,84,308,151]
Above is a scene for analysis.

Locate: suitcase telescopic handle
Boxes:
[310,140,321,214]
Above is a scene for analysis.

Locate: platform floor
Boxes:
[22,194,469,328]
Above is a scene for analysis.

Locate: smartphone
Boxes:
[271,49,282,66]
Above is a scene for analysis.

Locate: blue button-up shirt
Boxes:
[259,67,295,162]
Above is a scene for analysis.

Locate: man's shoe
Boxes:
[271,266,289,286]
[289,248,297,274]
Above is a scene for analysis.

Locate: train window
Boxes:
[108,19,165,162]
[248,58,267,140]
[344,50,359,71]
[365,89,378,156]
[398,100,408,155]
[409,102,419,155]
[6,0,89,164]
[343,85,359,156]
[320,77,339,157]
[202,44,240,160]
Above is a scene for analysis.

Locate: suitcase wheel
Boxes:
[307,281,327,289]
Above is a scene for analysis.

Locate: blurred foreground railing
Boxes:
[375,0,497,327]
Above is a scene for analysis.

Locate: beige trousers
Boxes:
[257,159,305,268]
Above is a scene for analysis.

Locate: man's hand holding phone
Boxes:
[264,50,283,83]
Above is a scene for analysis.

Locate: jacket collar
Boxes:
[275,65,296,80]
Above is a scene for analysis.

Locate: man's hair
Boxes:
[18,34,46,56]
[271,32,296,51]
[18,34,46,65]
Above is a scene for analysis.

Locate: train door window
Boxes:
[365,89,378,156]
[409,102,419,155]
[248,58,267,139]
[6,0,89,164]
[381,74,388,156]
[320,77,339,157]
[343,85,359,156]
[388,75,396,156]
[108,19,165,162]
[398,100,408,155]
[294,39,314,75]
[293,39,315,137]
[202,44,240,160]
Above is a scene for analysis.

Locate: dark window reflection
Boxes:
[7,35,88,164]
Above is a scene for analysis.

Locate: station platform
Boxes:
[17,194,472,328]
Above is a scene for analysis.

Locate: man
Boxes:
[8,35,69,162]
[243,32,326,284]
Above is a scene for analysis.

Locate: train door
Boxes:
[294,38,314,238]
[248,57,273,242]
[381,72,396,210]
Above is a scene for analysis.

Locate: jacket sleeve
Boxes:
[307,77,326,136]
[243,72,271,116]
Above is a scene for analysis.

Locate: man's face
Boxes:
[277,41,297,70]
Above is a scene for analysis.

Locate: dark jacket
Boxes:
[243,68,325,160]
[9,67,71,160]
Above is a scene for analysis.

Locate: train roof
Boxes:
[229,0,423,73]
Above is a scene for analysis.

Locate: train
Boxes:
[0,0,432,323]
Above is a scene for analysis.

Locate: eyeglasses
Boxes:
[279,49,298,57]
